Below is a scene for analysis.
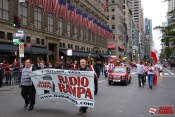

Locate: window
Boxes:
[111,8,115,12]
[18,3,27,25]
[36,38,40,44]
[34,7,42,29]
[0,31,5,39]
[75,45,77,50]
[111,15,115,20]
[113,34,115,39]
[107,15,109,20]
[63,43,65,48]
[112,25,115,29]
[67,21,70,37]
[71,44,73,49]
[111,0,115,3]
[26,36,31,43]
[68,44,71,48]
[7,32,12,40]
[74,25,77,39]
[80,29,83,39]
[86,30,88,40]
[58,18,63,34]
[48,13,54,32]
[59,42,62,47]
[41,39,45,45]
[107,9,109,12]
[0,0,9,20]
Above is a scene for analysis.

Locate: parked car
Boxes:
[108,66,131,85]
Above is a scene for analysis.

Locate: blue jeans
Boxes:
[148,74,153,87]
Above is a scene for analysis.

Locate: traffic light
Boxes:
[13,16,21,28]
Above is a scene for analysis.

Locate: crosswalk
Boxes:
[130,72,175,76]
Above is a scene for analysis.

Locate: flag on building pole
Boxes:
[102,0,107,12]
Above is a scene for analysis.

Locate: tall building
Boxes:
[123,0,133,61]
[0,0,109,65]
[168,0,175,12]
[144,18,152,36]
[131,0,144,32]
[106,0,125,61]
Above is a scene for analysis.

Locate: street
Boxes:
[0,68,175,117]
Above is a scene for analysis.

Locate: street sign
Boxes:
[19,42,24,57]
[13,38,20,45]
[67,50,72,56]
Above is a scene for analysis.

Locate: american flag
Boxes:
[82,13,88,28]
[43,0,52,12]
[54,0,61,17]
[65,4,72,21]
[59,0,67,18]
[102,0,107,12]
[87,17,93,30]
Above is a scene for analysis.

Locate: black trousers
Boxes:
[94,77,98,94]
[21,85,36,106]
[0,74,2,87]
[138,74,144,86]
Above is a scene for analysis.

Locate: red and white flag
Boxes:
[151,46,158,63]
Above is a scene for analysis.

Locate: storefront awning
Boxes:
[108,45,116,49]
[25,47,54,55]
[0,44,18,52]
[60,49,97,57]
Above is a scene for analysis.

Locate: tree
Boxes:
[154,0,175,58]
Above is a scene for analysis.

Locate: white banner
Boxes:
[29,69,95,108]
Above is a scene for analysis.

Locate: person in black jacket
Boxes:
[78,59,91,114]
[0,64,3,87]
[92,60,100,95]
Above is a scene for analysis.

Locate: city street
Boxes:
[0,68,175,117]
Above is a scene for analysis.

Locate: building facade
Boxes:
[106,0,125,62]
[0,0,109,66]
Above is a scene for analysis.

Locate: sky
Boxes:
[142,0,168,53]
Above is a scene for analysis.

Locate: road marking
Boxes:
[164,73,170,76]
[165,68,175,75]
[131,72,136,75]
[99,79,106,83]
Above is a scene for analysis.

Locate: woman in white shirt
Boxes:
[147,63,154,89]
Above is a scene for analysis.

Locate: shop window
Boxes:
[68,44,71,48]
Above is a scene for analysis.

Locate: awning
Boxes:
[60,49,97,57]
[25,47,54,55]
[100,54,111,58]
[108,44,116,49]
[0,44,18,52]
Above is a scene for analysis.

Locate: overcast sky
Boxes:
[142,0,168,53]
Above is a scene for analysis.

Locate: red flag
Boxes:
[151,46,158,63]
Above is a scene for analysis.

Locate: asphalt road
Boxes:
[0,67,175,117]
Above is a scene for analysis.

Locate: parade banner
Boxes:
[29,69,95,108]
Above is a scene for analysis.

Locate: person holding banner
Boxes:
[21,59,37,110]
[78,58,91,114]
[92,60,100,95]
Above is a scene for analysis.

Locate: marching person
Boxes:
[147,63,154,89]
[21,59,37,110]
[153,62,159,85]
[78,58,91,114]
[136,61,144,87]
[0,63,3,87]
[92,60,101,95]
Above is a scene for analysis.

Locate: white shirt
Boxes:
[136,64,144,74]
[147,66,154,74]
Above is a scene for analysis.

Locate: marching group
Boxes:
[0,58,161,114]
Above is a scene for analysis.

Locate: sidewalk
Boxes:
[0,85,19,91]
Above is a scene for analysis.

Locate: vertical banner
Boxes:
[29,69,95,108]
[19,42,24,57]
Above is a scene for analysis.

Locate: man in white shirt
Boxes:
[136,61,145,87]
